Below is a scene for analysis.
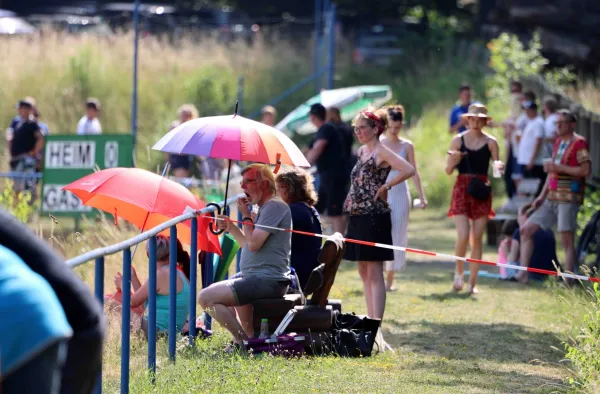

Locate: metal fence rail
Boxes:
[68,193,244,394]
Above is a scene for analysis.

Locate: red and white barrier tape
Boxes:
[201,215,600,283]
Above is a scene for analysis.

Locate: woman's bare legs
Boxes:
[453,215,470,291]
[385,270,395,291]
[358,261,373,317]
[366,262,386,319]
[468,217,488,294]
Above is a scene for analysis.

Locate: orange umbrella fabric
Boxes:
[63,167,221,255]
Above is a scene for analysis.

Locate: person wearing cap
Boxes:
[517,109,591,285]
[446,103,504,294]
[517,100,547,197]
[260,105,277,127]
[8,98,44,196]
[76,98,102,135]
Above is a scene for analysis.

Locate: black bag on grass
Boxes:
[331,311,380,357]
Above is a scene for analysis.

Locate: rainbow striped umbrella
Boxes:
[152,106,309,233]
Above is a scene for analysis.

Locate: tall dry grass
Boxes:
[0,30,321,170]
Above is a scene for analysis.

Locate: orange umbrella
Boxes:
[63,167,221,255]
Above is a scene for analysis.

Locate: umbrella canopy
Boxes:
[151,114,310,168]
[275,85,393,136]
[63,167,221,255]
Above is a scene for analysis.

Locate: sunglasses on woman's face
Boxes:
[354,125,372,134]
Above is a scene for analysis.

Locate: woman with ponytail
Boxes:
[379,105,428,292]
[342,108,415,349]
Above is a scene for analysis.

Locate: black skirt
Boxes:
[344,213,394,262]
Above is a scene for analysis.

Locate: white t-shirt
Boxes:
[76,117,102,135]
[517,116,545,166]
[510,113,529,160]
[543,112,558,155]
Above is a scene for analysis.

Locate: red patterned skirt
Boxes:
[448,175,495,220]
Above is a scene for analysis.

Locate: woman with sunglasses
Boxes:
[343,109,415,338]
[379,105,428,292]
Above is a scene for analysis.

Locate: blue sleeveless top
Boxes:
[145,267,190,332]
[0,245,73,376]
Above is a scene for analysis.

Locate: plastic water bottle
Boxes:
[258,318,269,339]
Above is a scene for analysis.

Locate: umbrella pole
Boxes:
[223,159,232,216]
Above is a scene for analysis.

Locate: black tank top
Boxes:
[457,135,491,175]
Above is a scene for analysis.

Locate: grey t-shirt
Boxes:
[240,197,292,281]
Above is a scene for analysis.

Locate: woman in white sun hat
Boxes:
[446,103,504,295]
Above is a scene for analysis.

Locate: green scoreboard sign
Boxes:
[41,134,134,217]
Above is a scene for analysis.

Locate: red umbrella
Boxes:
[63,167,221,255]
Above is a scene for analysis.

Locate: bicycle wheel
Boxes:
[576,210,600,272]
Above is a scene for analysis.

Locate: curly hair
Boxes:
[275,167,318,206]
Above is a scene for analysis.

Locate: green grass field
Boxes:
[94,208,577,393]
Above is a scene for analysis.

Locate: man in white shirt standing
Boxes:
[517,100,547,197]
[76,98,102,135]
[542,96,559,153]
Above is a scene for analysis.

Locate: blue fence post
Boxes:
[121,249,132,394]
[148,236,157,381]
[313,0,322,94]
[327,4,336,90]
[189,218,198,345]
[94,257,104,394]
[168,225,177,361]
[203,251,213,330]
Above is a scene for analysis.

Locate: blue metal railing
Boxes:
[67,193,244,394]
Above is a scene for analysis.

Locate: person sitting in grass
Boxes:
[107,235,190,338]
[503,203,561,282]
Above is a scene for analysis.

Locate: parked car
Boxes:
[175,6,256,42]
[26,14,112,35]
[101,2,178,36]
[352,23,424,67]
[0,9,36,35]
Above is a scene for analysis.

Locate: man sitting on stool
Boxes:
[198,164,292,352]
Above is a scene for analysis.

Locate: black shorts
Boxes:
[315,174,349,217]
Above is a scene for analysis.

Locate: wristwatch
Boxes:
[385,184,391,191]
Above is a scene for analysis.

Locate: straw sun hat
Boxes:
[460,103,492,120]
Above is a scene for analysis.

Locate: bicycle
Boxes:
[576,176,600,274]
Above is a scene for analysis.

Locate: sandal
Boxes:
[453,273,464,292]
